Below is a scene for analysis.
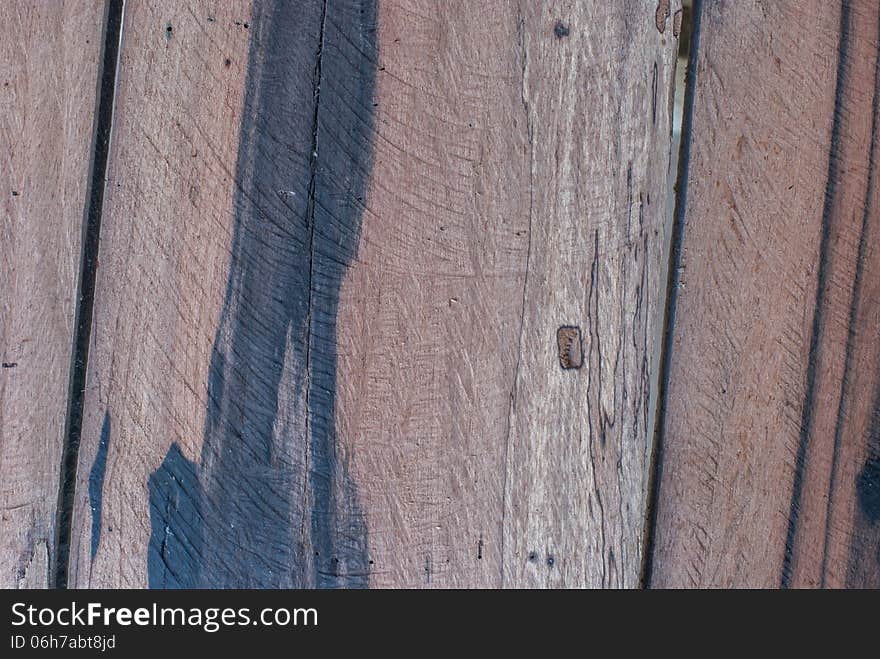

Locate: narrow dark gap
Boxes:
[52,0,125,589]
[640,0,701,589]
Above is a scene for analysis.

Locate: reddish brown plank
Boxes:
[650,0,880,588]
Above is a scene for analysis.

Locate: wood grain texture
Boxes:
[335,0,530,588]
[0,0,104,588]
[70,0,680,588]
[650,0,880,588]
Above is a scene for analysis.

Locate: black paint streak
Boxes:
[820,8,880,585]
[553,20,570,39]
[88,413,111,562]
[53,0,124,589]
[1,362,17,368]
[148,0,378,588]
[857,457,880,524]
[147,444,202,588]
[781,1,852,589]
[641,0,702,589]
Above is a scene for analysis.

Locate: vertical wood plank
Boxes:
[502,0,679,587]
[650,0,880,588]
[0,1,104,588]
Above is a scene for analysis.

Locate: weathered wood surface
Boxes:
[67,0,681,588]
[0,0,104,588]
[649,0,880,588]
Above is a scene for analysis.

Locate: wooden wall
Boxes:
[3,0,879,588]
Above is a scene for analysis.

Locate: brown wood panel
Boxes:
[0,0,104,588]
[71,0,680,587]
[650,0,880,588]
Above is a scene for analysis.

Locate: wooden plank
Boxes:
[649,0,880,588]
[500,1,679,587]
[71,0,680,587]
[0,1,104,588]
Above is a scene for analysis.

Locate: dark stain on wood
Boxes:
[87,412,110,562]
[846,379,880,584]
[781,0,880,588]
[53,0,124,589]
[148,0,378,588]
[822,11,880,585]
[553,20,570,39]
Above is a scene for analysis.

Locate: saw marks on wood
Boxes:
[12,0,880,590]
[650,0,880,588]
[70,0,382,588]
[335,0,531,589]
[184,0,380,588]
[0,0,104,588]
